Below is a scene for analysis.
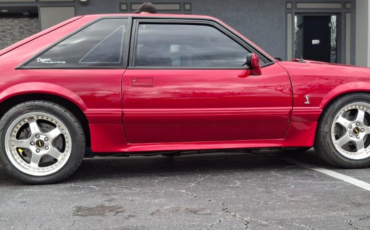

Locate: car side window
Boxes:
[27,19,128,68]
[134,23,254,68]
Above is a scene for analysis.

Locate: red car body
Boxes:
[0,14,369,155]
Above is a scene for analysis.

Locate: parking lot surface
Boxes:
[1,149,370,230]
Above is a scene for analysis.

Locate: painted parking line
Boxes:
[280,157,370,192]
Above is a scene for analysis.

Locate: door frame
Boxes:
[294,13,342,63]
[127,17,275,69]
[285,1,354,64]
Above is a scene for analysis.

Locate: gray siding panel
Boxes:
[0,0,357,62]
[192,0,286,59]
[39,7,75,30]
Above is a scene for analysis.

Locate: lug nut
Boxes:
[36,149,40,153]
[44,137,48,141]
[30,141,35,146]
[349,125,352,129]
[45,146,49,150]
[35,134,40,139]
[357,122,360,126]
[357,135,360,139]
[349,134,353,137]
[361,128,365,132]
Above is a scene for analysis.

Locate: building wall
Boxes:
[39,7,75,30]
[0,0,359,64]
[74,0,356,63]
[0,17,39,49]
[356,0,370,67]
[192,0,286,60]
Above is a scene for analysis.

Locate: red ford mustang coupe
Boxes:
[0,14,369,184]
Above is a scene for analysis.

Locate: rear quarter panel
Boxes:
[0,15,123,123]
[0,15,127,152]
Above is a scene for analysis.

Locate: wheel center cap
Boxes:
[36,140,45,148]
[353,127,361,135]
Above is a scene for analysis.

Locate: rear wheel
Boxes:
[0,101,85,184]
[315,94,370,168]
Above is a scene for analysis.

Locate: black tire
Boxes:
[314,93,370,168]
[0,101,85,184]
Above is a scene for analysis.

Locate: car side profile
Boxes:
[0,14,370,184]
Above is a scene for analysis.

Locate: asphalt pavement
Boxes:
[1,149,370,230]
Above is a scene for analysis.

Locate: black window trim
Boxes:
[128,18,275,70]
[17,15,275,70]
[16,16,133,70]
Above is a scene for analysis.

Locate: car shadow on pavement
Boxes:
[0,150,333,185]
[0,150,328,185]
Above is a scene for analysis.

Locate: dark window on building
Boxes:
[27,19,128,68]
[134,24,252,68]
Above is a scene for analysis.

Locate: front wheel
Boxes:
[0,101,85,184]
[315,93,370,168]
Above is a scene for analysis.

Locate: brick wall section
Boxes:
[0,18,40,50]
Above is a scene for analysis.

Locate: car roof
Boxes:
[82,13,219,20]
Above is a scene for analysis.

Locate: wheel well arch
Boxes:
[318,91,370,122]
[314,91,370,148]
[0,93,90,147]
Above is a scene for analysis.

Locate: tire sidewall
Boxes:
[0,102,84,184]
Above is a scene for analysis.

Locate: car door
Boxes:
[122,19,292,144]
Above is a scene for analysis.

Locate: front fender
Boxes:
[0,82,87,111]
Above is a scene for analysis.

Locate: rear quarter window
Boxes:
[26,18,128,68]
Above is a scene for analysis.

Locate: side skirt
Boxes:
[89,121,317,154]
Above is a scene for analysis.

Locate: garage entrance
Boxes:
[0,6,39,50]
[294,14,338,63]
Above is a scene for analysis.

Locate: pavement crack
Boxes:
[176,188,249,229]
[359,215,370,221]
[347,219,359,230]
[175,174,250,230]
[205,217,226,230]
[69,220,76,228]
[189,174,210,188]
[346,215,370,230]
[220,201,250,229]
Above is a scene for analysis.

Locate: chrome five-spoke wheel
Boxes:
[5,112,72,176]
[315,94,370,168]
[0,101,85,184]
[332,103,370,160]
